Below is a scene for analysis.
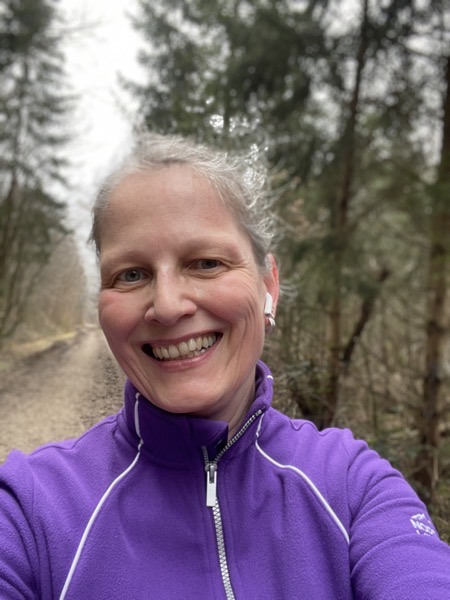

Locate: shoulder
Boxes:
[256,408,432,532]
[258,407,370,476]
[0,410,137,597]
[258,408,450,551]
[0,410,130,512]
[258,407,426,504]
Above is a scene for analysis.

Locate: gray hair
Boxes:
[90,132,276,269]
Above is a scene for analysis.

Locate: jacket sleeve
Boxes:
[0,455,38,599]
[344,432,450,599]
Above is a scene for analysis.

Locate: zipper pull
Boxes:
[205,462,218,507]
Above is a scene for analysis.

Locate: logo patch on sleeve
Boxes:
[410,513,436,536]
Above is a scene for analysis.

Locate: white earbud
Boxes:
[264,293,276,335]
[264,293,273,316]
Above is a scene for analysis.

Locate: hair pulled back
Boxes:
[90,132,276,270]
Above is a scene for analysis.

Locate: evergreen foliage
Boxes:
[0,0,71,340]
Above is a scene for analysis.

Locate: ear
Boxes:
[263,254,280,316]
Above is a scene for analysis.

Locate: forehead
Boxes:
[105,164,226,220]
[99,164,251,251]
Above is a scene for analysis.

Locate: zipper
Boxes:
[202,409,263,600]
[202,408,263,506]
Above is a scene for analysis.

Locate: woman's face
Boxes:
[98,165,278,427]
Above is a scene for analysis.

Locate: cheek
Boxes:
[98,292,138,340]
[209,277,265,327]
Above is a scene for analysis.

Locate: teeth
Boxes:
[151,334,217,361]
[168,345,180,359]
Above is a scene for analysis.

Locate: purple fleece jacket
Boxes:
[0,361,449,599]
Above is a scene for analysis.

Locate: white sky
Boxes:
[59,0,144,278]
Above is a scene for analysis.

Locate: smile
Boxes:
[143,334,218,361]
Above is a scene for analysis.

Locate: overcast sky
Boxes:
[58,0,144,276]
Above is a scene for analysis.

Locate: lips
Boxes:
[143,333,219,361]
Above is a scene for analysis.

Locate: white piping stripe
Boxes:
[255,415,350,545]
[134,392,142,438]
[59,400,144,599]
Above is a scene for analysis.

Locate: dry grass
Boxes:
[0,332,78,372]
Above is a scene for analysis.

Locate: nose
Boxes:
[144,271,197,326]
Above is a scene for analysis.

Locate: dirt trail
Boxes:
[0,329,125,463]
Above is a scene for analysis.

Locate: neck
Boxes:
[226,383,255,440]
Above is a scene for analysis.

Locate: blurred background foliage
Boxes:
[0,0,449,537]
[0,0,86,341]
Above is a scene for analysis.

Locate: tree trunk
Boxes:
[415,55,450,503]
[341,268,391,370]
[324,0,370,427]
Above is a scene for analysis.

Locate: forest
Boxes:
[0,0,449,538]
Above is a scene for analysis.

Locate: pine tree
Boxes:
[0,0,71,340]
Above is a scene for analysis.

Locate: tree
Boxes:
[0,0,71,341]
[416,51,450,502]
[19,233,87,338]
[128,0,331,148]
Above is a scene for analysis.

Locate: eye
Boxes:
[194,259,222,270]
[118,268,147,283]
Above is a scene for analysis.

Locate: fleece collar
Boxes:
[122,360,274,467]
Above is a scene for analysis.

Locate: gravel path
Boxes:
[0,329,125,463]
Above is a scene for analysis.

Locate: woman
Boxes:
[0,133,449,599]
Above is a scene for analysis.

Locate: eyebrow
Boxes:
[99,236,246,273]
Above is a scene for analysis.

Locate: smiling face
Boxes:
[98,165,278,431]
